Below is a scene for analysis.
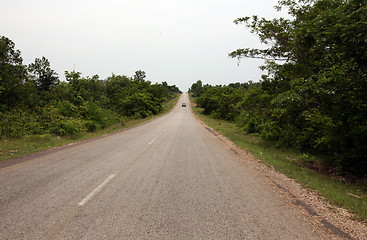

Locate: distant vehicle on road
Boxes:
[182,103,186,107]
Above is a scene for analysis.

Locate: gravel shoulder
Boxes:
[2,94,366,239]
[194,115,367,240]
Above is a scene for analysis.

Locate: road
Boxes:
[0,94,327,239]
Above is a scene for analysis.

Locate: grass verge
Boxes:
[190,95,367,223]
[0,94,180,163]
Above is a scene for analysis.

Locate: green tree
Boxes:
[0,36,28,109]
[28,56,59,92]
[189,80,203,97]
[196,85,244,121]
[133,70,146,82]
[230,0,367,176]
[65,71,106,104]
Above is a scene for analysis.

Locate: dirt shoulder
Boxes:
[195,115,367,240]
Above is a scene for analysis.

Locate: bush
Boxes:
[50,118,85,136]
[56,101,79,118]
[0,109,40,137]
[84,120,99,132]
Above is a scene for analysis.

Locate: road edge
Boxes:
[189,101,366,240]
[0,94,182,170]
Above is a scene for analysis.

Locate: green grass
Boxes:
[0,94,180,163]
[190,95,367,223]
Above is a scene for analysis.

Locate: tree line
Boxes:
[0,36,181,137]
[190,0,366,177]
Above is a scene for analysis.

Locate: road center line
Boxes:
[148,129,167,145]
[78,174,116,206]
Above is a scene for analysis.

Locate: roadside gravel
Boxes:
[196,117,367,240]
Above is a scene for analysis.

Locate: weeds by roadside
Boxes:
[0,94,180,163]
[189,94,367,223]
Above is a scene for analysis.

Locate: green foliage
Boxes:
[0,36,29,108]
[237,86,273,134]
[0,36,180,139]
[195,84,245,121]
[228,0,367,177]
[191,106,367,223]
[28,56,59,92]
[0,109,37,137]
[105,74,176,118]
[65,71,106,104]
[133,70,146,82]
[189,80,203,97]
[188,0,367,178]
[50,118,85,136]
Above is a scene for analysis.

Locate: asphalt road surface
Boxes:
[1,94,327,239]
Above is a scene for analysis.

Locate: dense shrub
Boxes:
[50,117,85,136]
[0,37,181,138]
[225,0,367,177]
[0,109,37,137]
[196,84,246,121]
[191,77,367,177]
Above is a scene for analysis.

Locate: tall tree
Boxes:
[230,0,367,176]
[0,36,28,109]
[189,80,203,97]
[133,70,146,82]
[28,56,59,92]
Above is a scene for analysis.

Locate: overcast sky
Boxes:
[1,0,286,91]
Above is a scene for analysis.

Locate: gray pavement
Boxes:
[0,94,325,239]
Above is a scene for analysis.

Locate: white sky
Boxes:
[1,0,286,91]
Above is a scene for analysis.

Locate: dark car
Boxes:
[182,103,186,107]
